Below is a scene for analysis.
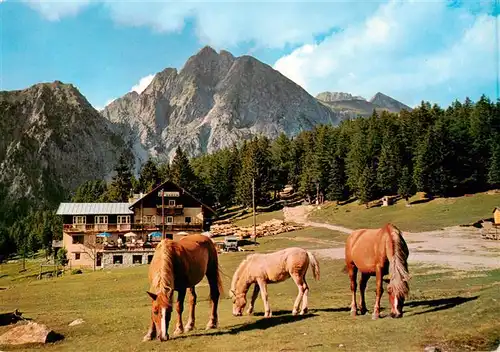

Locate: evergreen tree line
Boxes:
[2,95,498,259]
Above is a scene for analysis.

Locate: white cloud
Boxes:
[273,1,498,106]
[130,74,155,94]
[21,0,93,21]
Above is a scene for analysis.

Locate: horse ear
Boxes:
[146,291,158,301]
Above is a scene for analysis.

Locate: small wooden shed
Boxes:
[493,207,500,225]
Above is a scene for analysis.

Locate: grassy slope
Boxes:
[232,209,285,227]
[1,228,499,352]
[309,192,500,232]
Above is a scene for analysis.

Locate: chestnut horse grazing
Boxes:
[230,247,320,318]
[345,223,411,320]
[143,235,223,342]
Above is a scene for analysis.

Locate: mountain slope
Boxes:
[0,81,131,209]
[369,92,412,112]
[316,91,412,116]
[102,46,341,161]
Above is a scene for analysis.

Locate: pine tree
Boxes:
[357,165,376,207]
[377,128,401,195]
[138,158,160,193]
[72,180,108,202]
[488,136,500,187]
[270,133,292,197]
[398,166,415,204]
[171,146,198,193]
[107,153,133,202]
[326,156,346,204]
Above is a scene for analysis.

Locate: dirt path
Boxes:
[283,205,500,271]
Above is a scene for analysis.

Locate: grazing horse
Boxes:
[230,247,320,317]
[143,234,223,342]
[345,223,411,319]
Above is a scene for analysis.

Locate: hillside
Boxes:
[102,46,343,161]
[316,91,412,116]
[0,81,131,212]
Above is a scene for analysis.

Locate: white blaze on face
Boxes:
[161,308,167,339]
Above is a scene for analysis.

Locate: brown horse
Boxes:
[230,247,320,317]
[345,223,410,319]
[143,234,223,342]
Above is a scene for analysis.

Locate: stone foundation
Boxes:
[102,250,155,269]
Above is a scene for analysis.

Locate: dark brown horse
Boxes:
[143,234,223,342]
[345,223,410,319]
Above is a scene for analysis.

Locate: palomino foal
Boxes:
[230,247,320,317]
[345,223,411,319]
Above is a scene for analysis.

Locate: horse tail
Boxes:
[307,251,320,281]
[385,223,411,298]
[208,240,224,296]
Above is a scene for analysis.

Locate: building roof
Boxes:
[129,179,216,214]
[56,203,134,215]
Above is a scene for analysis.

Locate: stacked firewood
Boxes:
[208,219,303,239]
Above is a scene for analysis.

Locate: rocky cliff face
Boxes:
[102,46,341,161]
[316,91,412,116]
[0,81,131,207]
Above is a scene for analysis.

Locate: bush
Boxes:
[71,269,83,275]
[56,248,69,266]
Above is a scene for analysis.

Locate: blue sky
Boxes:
[1,0,499,109]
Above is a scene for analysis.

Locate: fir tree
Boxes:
[326,156,346,204]
[138,158,160,193]
[488,136,500,187]
[357,165,376,207]
[171,146,198,193]
[107,153,133,202]
[398,166,415,204]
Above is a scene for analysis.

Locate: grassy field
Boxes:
[1,227,499,352]
[309,192,500,232]
[232,209,284,227]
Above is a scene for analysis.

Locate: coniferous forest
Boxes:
[1,95,499,258]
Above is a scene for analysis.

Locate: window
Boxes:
[166,216,173,224]
[185,217,192,224]
[143,215,154,224]
[74,253,81,260]
[95,216,108,224]
[73,216,86,224]
[132,255,142,264]
[147,255,154,264]
[117,215,130,224]
[113,255,123,264]
[72,235,84,244]
[168,199,176,206]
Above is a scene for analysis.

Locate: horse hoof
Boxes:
[350,310,357,317]
[173,328,184,336]
[299,308,308,315]
[292,310,299,316]
[185,324,194,332]
[142,335,152,342]
[205,323,217,330]
[371,314,379,320]
[247,309,254,316]
[360,309,368,315]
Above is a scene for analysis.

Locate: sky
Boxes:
[1,0,499,110]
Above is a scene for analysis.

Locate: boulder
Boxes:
[68,318,84,326]
[0,322,62,345]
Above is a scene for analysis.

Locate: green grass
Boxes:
[309,192,500,232]
[1,229,499,351]
[232,209,284,227]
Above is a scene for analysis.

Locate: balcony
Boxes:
[156,205,184,216]
[63,223,132,233]
[63,221,202,233]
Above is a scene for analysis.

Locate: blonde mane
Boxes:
[387,224,411,299]
[159,240,175,294]
[230,254,254,294]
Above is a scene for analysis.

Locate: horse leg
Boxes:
[257,279,272,318]
[359,273,370,315]
[291,273,305,316]
[173,288,186,336]
[142,319,156,341]
[185,287,196,332]
[372,267,384,320]
[347,264,358,316]
[299,278,309,315]
[247,283,260,315]
[206,273,220,330]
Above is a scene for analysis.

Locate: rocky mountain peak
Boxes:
[370,92,412,111]
[316,92,365,102]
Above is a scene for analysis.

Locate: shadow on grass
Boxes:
[174,313,318,340]
[406,295,479,316]
[253,307,350,317]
